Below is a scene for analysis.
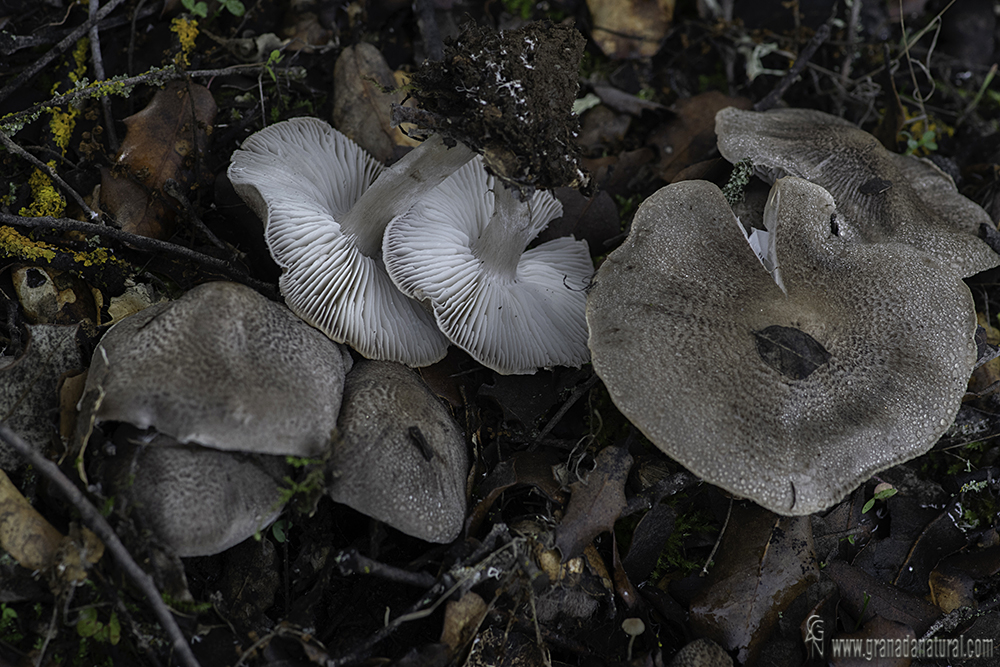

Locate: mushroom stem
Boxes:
[472,183,545,281]
[338,134,476,257]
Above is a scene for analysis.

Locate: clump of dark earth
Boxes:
[401,21,592,196]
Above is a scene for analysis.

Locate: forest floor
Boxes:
[1,0,1000,665]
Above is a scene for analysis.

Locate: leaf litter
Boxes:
[1,0,1000,665]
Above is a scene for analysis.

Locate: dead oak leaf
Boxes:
[100,81,217,239]
[554,445,632,561]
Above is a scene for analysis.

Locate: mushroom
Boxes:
[587,178,978,515]
[228,118,458,367]
[328,360,468,543]
[79,281,352,556]
[622,618,645,661]
[80,280,352,456]
[227,23,590,367]
[383,157,593,375]
[101,426,288,558]
[714,106,1000,278]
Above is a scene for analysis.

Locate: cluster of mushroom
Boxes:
[78,282,469,557]
[587,107,1000,515]
[228,118,592,376]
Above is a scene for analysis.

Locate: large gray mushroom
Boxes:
[328,360,468,543]
[587,178,978,515]
[81,281,352,456]
[80,281,352,556]
[714,106,1000,278]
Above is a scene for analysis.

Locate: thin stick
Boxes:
[88,0,120,151]
[0,0,129,105]
[0,131,98,220]
[1,64,268,136]
[0,422,203,667]
[0,212,278,299]
[754,22,831,112]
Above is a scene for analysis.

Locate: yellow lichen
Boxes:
[48,37,90,155]
[0,226,58,263]
[19,164,66,218]
[171,17,199,68]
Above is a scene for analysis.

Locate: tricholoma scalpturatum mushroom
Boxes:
[588,169,998,515]
[79,281,353,556]
[228,22,594,374]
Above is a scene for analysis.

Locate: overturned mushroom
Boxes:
[228,23,589,367]
[228,118,456,366]
[80,281,352,556]
[587,178,978,515]
[384,158,593,375]
[328,360,468,543]
[715,106,1000,277]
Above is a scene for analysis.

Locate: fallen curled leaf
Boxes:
[649,91,752,183]
[100,81,217,239]
[11,266,99,325]
[554,445,632,561]
[824,560,941,636]
[332,43,418,163]
[587,0,675,59]
[690,504,819,664]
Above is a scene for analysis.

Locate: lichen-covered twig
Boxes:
[0,212,278,299]
[754,22,831,112]
[0,422,204,667]
[0,131,99,220]
[0,0,130,105]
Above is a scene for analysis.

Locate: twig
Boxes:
[531,373,599,450]
[89,0,120,151]
[0,422,203,667]
[754,22,831,112]
[0,212,278,299]
[700,498,731,577]
[332,548,438,588]
[1,65,268,136]
[162,179,229,252]
[0,131,99,220]
[0,0,130,105]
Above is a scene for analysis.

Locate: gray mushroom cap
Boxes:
[82,281,352,457]
[714,106,1000,278]
[384,158,593,375]
[104,426,287,558]
[328,360,468,543]
[587,178,977,515]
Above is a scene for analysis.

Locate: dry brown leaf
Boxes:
[824,561,941,636]
[649,91,752,183]
[830,616,916,667]
[587,0,675,59]
[101,81,217,239]
[0,469,65,571]
[690,504,819,664]
[332,43,417,164]
[554,445,632,561]
[440,591,488,657]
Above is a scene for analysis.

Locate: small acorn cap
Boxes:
[587,178,977,515]
[328,360,468,543]
[384,158,593,375]
[104,426,287,558]
[82,281,352,457]
[714,106,1000,277]
[228,117,461,366]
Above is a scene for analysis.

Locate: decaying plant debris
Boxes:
[1,0,1000,665]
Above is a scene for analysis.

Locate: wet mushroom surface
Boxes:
[587,178,981,515]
